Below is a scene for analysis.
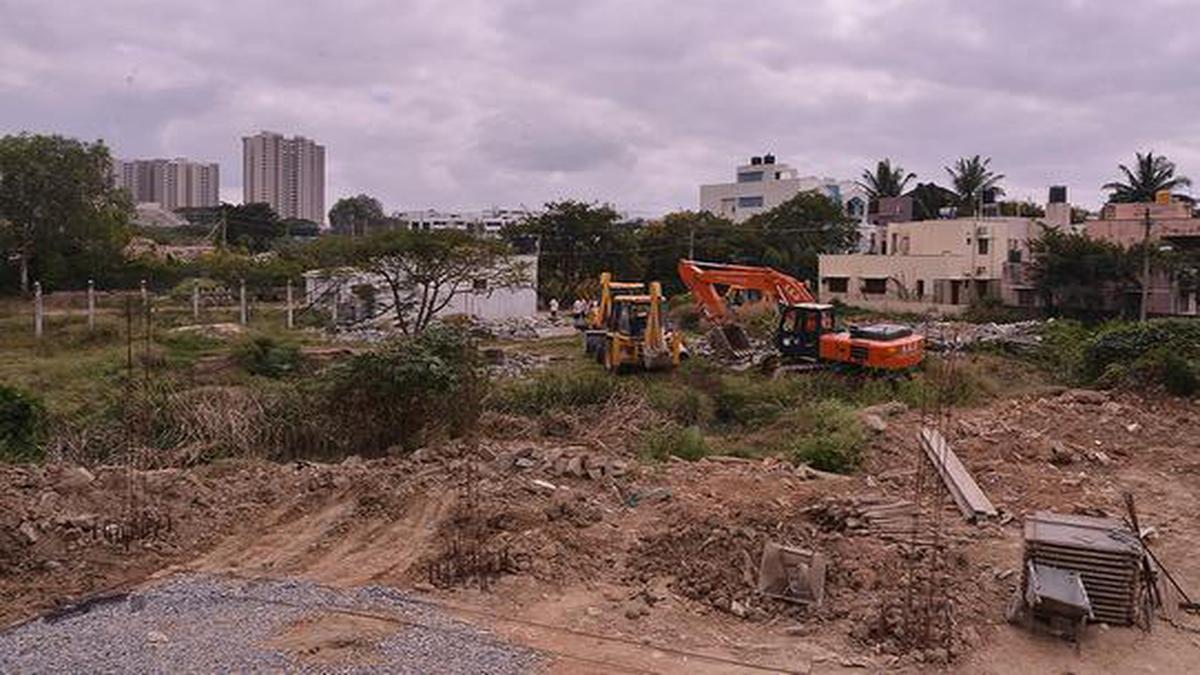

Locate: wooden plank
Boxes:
[919,427,998,521]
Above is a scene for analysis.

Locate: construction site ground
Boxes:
[3,337,1200,672]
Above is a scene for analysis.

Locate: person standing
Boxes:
[549,297,559,321]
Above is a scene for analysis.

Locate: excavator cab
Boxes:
[776,303,836,359]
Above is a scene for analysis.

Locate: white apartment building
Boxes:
[113,158,220,210]
[699,154,870,247]
[819,216,1045,315]
[396,207,534,236]
[242,131,326,224]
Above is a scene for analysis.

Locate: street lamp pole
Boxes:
[1140,207,1152,323]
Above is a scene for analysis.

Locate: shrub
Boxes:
[487,368,615,415]
[644,382,714,427]
[785,399,865,473]
[234,335,303,378]
[961,295,1026,324]
[1083,320,1200,395]
[0,385,46,462]
[1160,353,1199,396]
[318,325,485,454]
[639,424,710,462]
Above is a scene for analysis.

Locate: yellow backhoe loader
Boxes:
[582,272,684,373]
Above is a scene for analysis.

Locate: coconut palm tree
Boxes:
[857,159,917,201]
[945,155,1005,212]
[1102,151,1192,203]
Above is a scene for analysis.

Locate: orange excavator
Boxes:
[677,260,924,371]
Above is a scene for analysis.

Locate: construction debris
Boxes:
[757,542,826,607]
[1018,511,1145,626]
[919,428,997,522]
[922,320,1042,352]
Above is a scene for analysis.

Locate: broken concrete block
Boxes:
[565,455,585,477]
[861,413,887,433]
[18,521,38,544]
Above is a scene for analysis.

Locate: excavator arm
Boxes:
[677,259,815,323]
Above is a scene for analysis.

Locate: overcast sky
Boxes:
[3,0,1198,217]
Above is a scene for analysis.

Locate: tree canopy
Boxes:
[742,190,859,283]
[329,194,386,236]
[331,229,530,335]
[0,133,132,292]
[1028,227,1136,317]
[502,200,641,302]
[1102,151,1192,204]
[857,159,916,203]
[945,155,1005,214]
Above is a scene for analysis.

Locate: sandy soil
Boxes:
[3,388,1199,672]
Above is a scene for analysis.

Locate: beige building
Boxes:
[113,158,220,210]
[700,154,869,248]
[819,217,1045,315]
[242,131,326,224]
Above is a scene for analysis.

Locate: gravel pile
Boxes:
[0,574,540,674]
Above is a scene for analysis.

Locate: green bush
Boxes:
[0,385,46,462]
[785,399,864,473]
[961,295,1027,324]
[639,424,710,462]
[234,335,303,378]
[1085,320,1200,378]
[644,382,714,427]
[1160,353,1199,396]
[487,368,615,415]
[1033,319,1093,384]
[318,325,485,454]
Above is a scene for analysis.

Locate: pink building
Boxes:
[1085,201,1200,316]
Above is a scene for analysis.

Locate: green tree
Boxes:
[1028,227,1136,317]
[346,229,530,335]
[222,202,284,253]
[329,193,386,236]
[743,191,858,283]
[0,133,132,292]
[857,159,916,202]
[945,155,1005,214]
[906,182,958,221]
[997,200,1046,217]
[1102,151,1192,204]
[636,211,747,293]
[502,200,640,302]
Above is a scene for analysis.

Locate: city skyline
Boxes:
[4,1,1199,217]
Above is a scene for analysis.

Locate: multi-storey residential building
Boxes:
[242,131,326,223]
[396,207,534,236]
[112,158,220,210]
[819,215,1045,315]
[699,154,870,247]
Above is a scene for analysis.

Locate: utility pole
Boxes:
[1140,207,1152,323]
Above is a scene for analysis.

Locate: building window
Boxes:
[825,277,849,293]
[737,171,763,183]
[862,278,887,295]
[1008,249,1022,263]
[977,238,990,255]
[916,279,925,298]
[737,196,764,208]
[473,278,488,292]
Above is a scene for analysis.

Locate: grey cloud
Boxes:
[1,0,1198,215]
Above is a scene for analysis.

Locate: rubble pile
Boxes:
[921,320,1043,352]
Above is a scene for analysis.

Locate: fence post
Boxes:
[331,282,339,326]
[34,281,43,340]
[87,279,95,331]
[239,279,248,325]
[286,278,295,329]
[192,279,200,322]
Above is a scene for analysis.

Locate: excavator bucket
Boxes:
[706,323,752,358]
